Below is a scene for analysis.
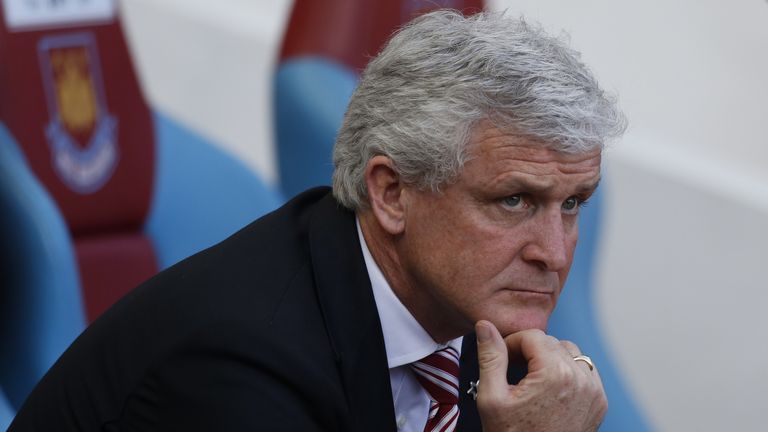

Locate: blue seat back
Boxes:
[0,124,87,410]
[147,112,283,268]
[275,58,358,197]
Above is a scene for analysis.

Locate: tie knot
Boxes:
[410,346,460,405]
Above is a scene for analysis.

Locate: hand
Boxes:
[474,320,607,432]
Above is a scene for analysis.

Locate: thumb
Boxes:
[475,320,509,400]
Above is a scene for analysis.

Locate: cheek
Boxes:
[403,197,521,290]
[405,211,475,273]
[442,233,523,291]
[399,220,458,287]
[400,227,496,299]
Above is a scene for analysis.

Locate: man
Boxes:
[11,9,625,432]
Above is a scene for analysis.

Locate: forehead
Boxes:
[461,122,602,190]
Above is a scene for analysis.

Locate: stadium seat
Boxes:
[0,0,281,417]
[274,0,483,197]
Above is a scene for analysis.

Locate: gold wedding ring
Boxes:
[573,355,595,371]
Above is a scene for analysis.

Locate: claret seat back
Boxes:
[0,0,157,322]
[0,0,281,416]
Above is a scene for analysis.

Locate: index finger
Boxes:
[503,330,571,372]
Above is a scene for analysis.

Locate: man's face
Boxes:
[394,122,602,340]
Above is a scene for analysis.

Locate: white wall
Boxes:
[120,1,768,430]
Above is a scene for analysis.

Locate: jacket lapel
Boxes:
[458,332,529,431]
[307,193,397,432]
[458,333,482,431]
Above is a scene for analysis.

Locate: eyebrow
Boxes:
[491,175,601,196]
[575,177,601,194]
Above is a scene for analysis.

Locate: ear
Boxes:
[364,155,407,235]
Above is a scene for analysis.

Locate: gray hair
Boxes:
[332,9,626,210]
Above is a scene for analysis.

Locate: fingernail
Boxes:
[476,321,492,343]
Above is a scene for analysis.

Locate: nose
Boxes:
[520,209,572,272]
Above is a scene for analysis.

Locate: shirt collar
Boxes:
[356,217,462,369]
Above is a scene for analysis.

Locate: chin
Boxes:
[492,311,550,337]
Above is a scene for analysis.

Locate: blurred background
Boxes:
[2,0,767,430]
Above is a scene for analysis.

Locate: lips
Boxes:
[505,287,555,295]
[502,288,556,301]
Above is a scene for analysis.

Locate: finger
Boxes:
[475,320,509,400]
[560,340,598,375]
[588,366,608,416]
[572,355,599,376]
[560,340,582,358]
[592,366,605,390]
[503,330,564,372]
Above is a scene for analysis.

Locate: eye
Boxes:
[562,197,578,211]
[562,196,589,214]
[501,194,524,209]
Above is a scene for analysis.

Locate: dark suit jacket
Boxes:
[10,187,496,431]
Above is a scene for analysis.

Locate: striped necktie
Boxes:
[410,346,460,432]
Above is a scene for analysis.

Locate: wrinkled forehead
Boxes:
[470,118,605,159]
[465,121,603,166]
[450,123,602,198]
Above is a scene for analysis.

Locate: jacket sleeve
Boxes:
[110,320,348,432]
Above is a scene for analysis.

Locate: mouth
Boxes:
[506,286,555,294]
[503,288,556,301]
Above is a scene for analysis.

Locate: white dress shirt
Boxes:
[356,219,463,432]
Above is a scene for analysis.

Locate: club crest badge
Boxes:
[38,32,118,194]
